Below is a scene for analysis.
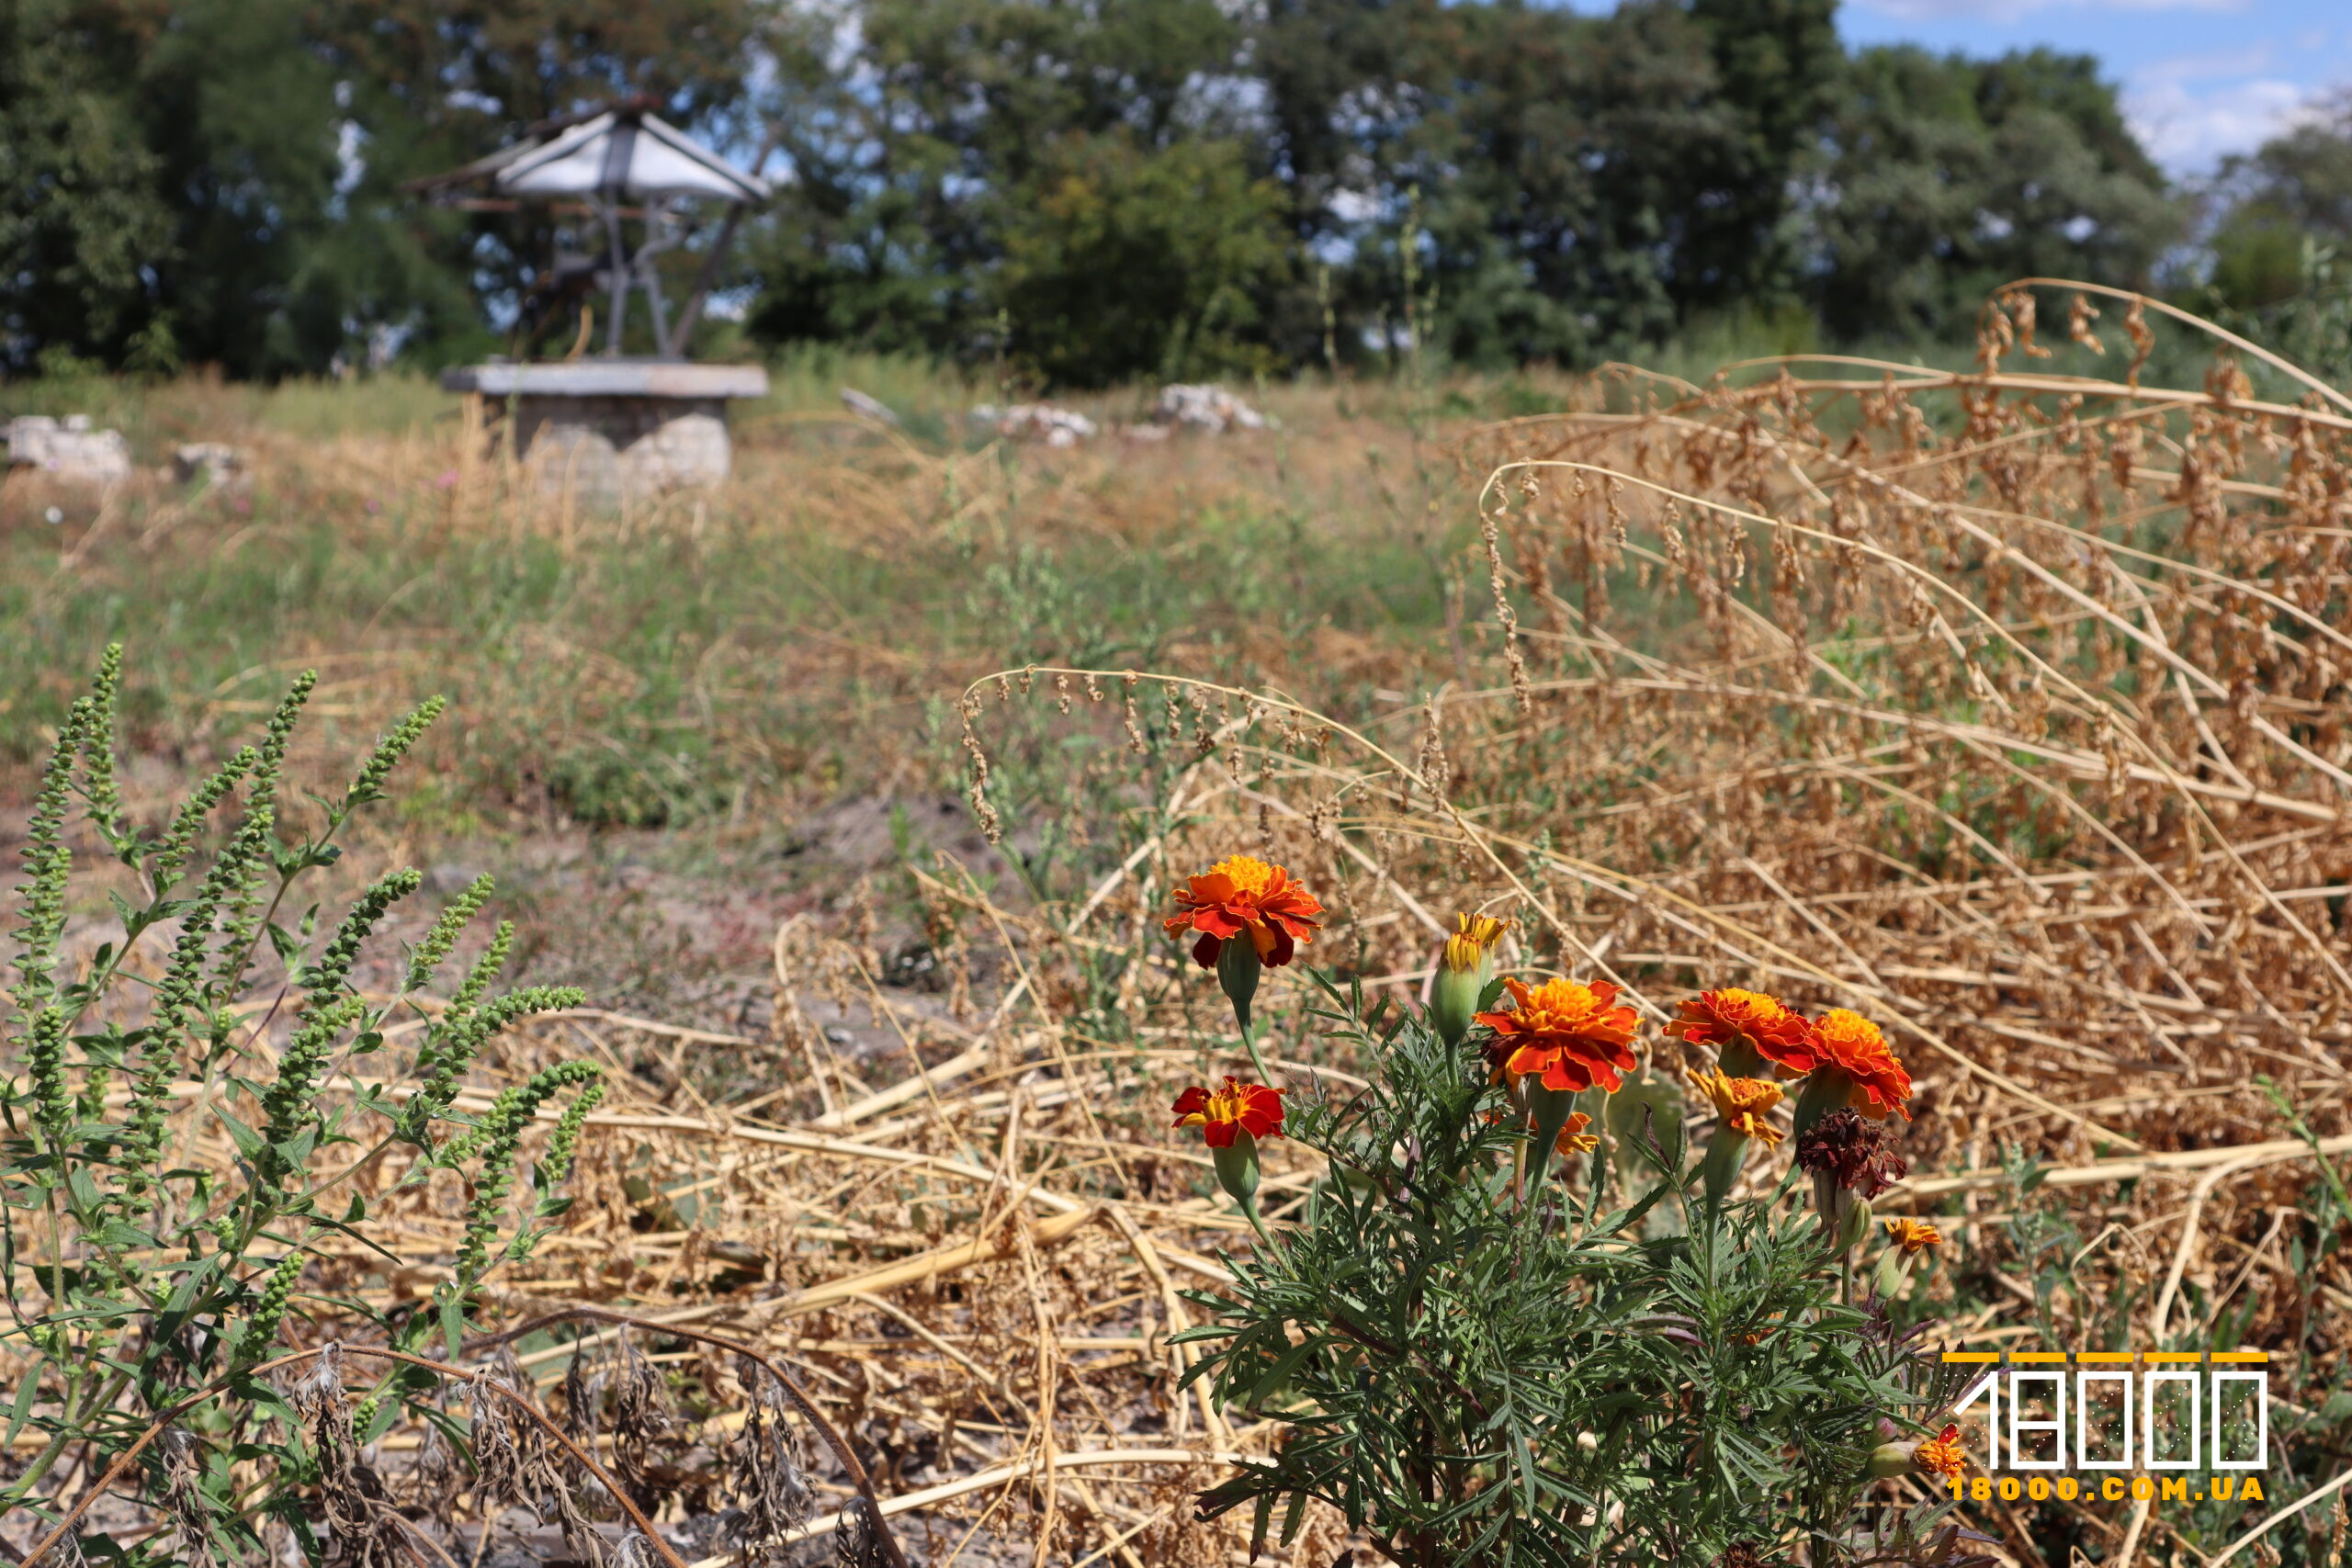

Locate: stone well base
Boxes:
[441,362,768,502]
[514,395,730,497]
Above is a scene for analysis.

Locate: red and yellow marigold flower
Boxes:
[1165,855,1323,969]
[1171,1077,1286,1148]
[1685,1066,1786,1147]
[1476,976,1640,1093]
[1665,987,1819,1077]
[1810,1009,1913,1122]
[1912,1424,1966,1481]
[1883,1217,1941,1256]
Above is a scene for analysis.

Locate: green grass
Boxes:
[0,362,1462,845]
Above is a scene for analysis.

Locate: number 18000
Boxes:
[1946,1368,2268,1472]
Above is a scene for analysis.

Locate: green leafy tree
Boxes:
[2207,92,2352,310]
[2215,89,2352,242]
[743,0,1252,377]
[1248,0,1826,367]
[2201,96,2352,380]
[1681,0,1843,310]
[1811,46,2179,342]
[1408,0,1744,365]
[0,0,174,369]
[993,133,1293,386]
[0,0,764,374]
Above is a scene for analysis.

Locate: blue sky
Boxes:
[1838,0,2345,173]
[1558,0,2347,175]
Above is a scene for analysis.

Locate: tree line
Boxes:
[5,0,2346,387]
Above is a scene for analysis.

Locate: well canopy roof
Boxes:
[413,101,771,204]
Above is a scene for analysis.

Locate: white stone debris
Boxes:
[839,388,903,427]
[172,443,247,487]
[5,414,133,486]
[970,402,1100,448]
[1152,383,1270,434]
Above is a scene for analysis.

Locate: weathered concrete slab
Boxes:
[440,361,769,399]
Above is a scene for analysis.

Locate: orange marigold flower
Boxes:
[1476,976,1640,1093]
[1811,1009,1913,1122]
[1164,856,1323,969]
[1685,1066,1786,1147]
[1884,1217,1942,1256]
[1441,913,1510,975]
[1555,1111,1600,1156]
[1665,987,1819,1077]
[1170,1077,1285,1149]
[1913,1424,1965,1481]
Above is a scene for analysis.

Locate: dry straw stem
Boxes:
[19,1346,691,1568]
[462,1305,911,1568]
[972,662,2144,1150]
[680,1446,1260,1568]
[1470,457,2352,1013]
[2000,276,2352,417]
[2205,1463,2352,1565]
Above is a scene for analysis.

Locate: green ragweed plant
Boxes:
[1,651,602,1564]
[1161,867,1996,1566]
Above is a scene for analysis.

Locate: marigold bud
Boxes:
[1431,914,1507,1045]
[1212,1134,1263,1208]
[1835,1193,1876,1253]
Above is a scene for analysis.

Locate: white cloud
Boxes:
[2127,74,2313,168]
[2135,44,2274,85]
[1854,0,2244,19]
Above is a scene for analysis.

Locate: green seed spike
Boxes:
[405,982,583,1144]
[343,695,446,814]
[404,874,494,994]
[444,921,514,1022]
[299,868,423,1004]
[14,700,89,1018]
[232,1250,307,1363]
[79,643,128,849]
[259,995,368,1169]
[152,746,257,888]
[210,671,315,995]
[453,1060,603,1284]
[26,1005,74,1152]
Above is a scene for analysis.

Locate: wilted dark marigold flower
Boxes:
[1794,1109,1907,1198]
[1913,1423,1967,1481]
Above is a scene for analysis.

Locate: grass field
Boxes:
[6,291,2352,1565]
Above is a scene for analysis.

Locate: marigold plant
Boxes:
[1171,907,1990,1566]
